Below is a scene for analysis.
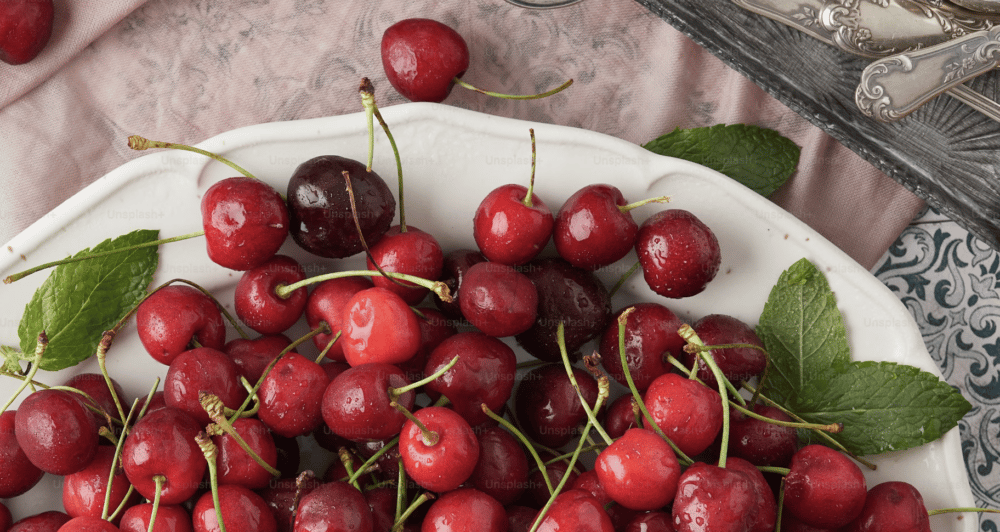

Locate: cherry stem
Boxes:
[529,415,599,532]
[3,231,204,285]
[607,261,641,299]
[394,459,406,524]
[128,135,259,181]
[147,475,165,532]
[348,436,399,485]
[290,470,315,528]
[359,77,407,232]
[759,465,791,476]
[392,492,435,532]
[342,170,414,291]
[679,324,732,467]
[390,401,439,446]
[452,77,573,100]
[276,269,453,303]
[521,129,537,208]
[927,507,1000,516]
[730,401,842,433]
[201,392,281,478]
[389,355,460,400]
[338,447,362,491]
[96,331,128,426]
[618,195,670,214]
[196,432,228,532]
[556,322,613,445]
[615,309,694,465]
[481,402,554,495]
[102,397,142,520]
[107,485,136,523]
[1,332,47,414]
[665,354,747,408]
[314,328,340,364]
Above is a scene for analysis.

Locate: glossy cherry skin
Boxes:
[366,225,444,305]
[0,410,44,498]
[596,428,681,511]
[725,457,777,532]
[0,0,54,65]
[192,485,277,532]
[364,487,396,532]
[671,462,761,532]
[423,331,517,427]
[515,257,612,363]
[62,446,139,523]
[421,488,507,532]
[635,209,721,299]
[845,482,931,532]
[459,261,538,337]
[15,389,99,475]
[163,347,248,427]
[514,363,599,449]
[286,155,395,259]
[381,18,469,103]
[554,184,639,270]
[534,490,615,532]
[434,248,486,319]
[213,417,278,490]
[600,303,687,392]
[784,445,867,529]
[62,373,128,430]
[399,406,480,493]
[683,314,766,389]
[258,478,320,532]
[56,516,121,531]
[305,276,374,362]
[321,362,415,442]
[258,352,330,438]
[473,184,554,266]
[341,287,422,366]
[292,481,373,532]
[779,513,841,532]
[223,334,291,385]
[118,504,193,532]
[202,177,288,271]
[643,373,723,458]
[234,255,307,334]
[728,404,798,467]
[137,284,227,365]
[8,511,72,532]
[603,394,638,440]
[624,512,676,532]
[469,426,530,506]
[121,407,206,505]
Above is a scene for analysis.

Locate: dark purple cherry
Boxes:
[434,248,486,319]
[684,314,766,389]
[469,426,530,506]
[514,363,599,449]
[728,404,798,468]
[234,254,307,335]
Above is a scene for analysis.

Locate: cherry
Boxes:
[553,184,641,270]
[15,389,99,475]
[845,482,931,532]
[399,406,480,493]
[56,516,121,531]
[62,446,138,523]
[366,225,444,305]
[434,248,486,320]
[286,155,395,259]
[0,410,44,498]
[458,261,538,338]
[783,444,867,529]
[118,504,193,532]
[136,285,227,365]
[0,0,54,65]
[341,286,422,366]
[201,177,289,271]
[506,506,536,532]
[234,255,307,335]
[8,511,72,532]
[473,184,553,267]
[363,487,396,532]
[533,490,615,532]
[595,428,680,511]
[62,373,128,430]
[514,363,599,449]
[624,512,676,532]
[421,488,507,532]
[223,334,291,384]
[521,454,580,509]
[0,503,10,532]
[353,438,404,484]
[635,209,721,299]
[321,362,416,442]
[305,276,374,362]
[515,257,611,364]
[212,417,278,490]
[258,477,320,532]
[683,314,766,389]
[121,407,207,505]
[292,481,373,532]
[381,18,469,103]
[423,331,517,427]
[642,372,723,458]
[728,404,798,467]
[163,347,248,426]
[671,462,761,532]
[469,426,530,506]
[396,307,457,384]
[603,394,638,440]
[779,512,841,532]
[724,457,777,532]
[192,484,277,532]
[600,303,687,392]
[257,351,330,438]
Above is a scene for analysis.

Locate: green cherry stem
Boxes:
[275,270,453,303]
[453,77,573,100]
[618,195,670,213]
[338,447,361,491]
[196,432,228,532]
[96,331,128,425]
[1,332,47,414]
[394,459,406,524]
[128,135,259,181]
[607,261,641,299]
[146,475,166,532]
[481,403,553,495]
[927,507,1000,516]
[521,129,537,208]
[390,401,438,446]
[359,77,407,232]
[729,400,842,433]
[102,397,142,520]
[201,393,281,478]
[388,355,460,401]
[392,492,435,532]
[348,436,399,485]
[678,324,731,468]
[664,354,747,408]
[556,322,613,445]
[107,485,136,523]
[529,416,597,532]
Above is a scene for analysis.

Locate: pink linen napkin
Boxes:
[0,0,924,270]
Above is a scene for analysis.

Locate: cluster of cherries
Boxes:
[0,15,954,532]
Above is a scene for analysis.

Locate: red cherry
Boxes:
[192,485,277,532]
[635,209,721,299]
[725,457,777,532]
[234,255,307,335]
[364,487,397,532]
[671,462,761,532]
[381,18,469,103]
[0,410,44,498]
[8,511,72,532]
[292,481,373,532]
[0,503,11,532]
[513,363,599,449]
[257,352,330,438]
[212,417,278,490]
[469,426,530,506]
[15,389,99,476]
[458,261,538,338]
[423,331,517,427]
[534,490,615,532]
[784,445,867,529]
[341,287,422,366]
[642,373,723,458]
[603,394,638,440]
[553,184,639,270]
[118,504,193,532]
[728,404,798,468]
[163,347,248,427]
[121,407,207,505]
[321,362,416,442]
[366,225,444,305]
[845,482,931,532]
[62,446,139,523]
[433,248,486,320]
[223,334,292,384]
[0,0,54,65]
[520,454,579,509]
[258,477,321,532]
[624,512,675,532]
[136,285,226,365]
[595,428,681,511]
[684,314,766,389]
[599,303,686,392]
[305,276,374,362]
[422,488,507,532]
[62,373,128,430]
[399,406,480,493]
[201,177,288,271]
[56,516,121,531]
[473,184,554,266]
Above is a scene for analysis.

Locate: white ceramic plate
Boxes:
[0,102,975,529]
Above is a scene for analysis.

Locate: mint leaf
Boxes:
[794,361,972,455]
[756,259,850,405]
[642,124,799,197]
[18,230,160,371]
[1,345,22,374]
